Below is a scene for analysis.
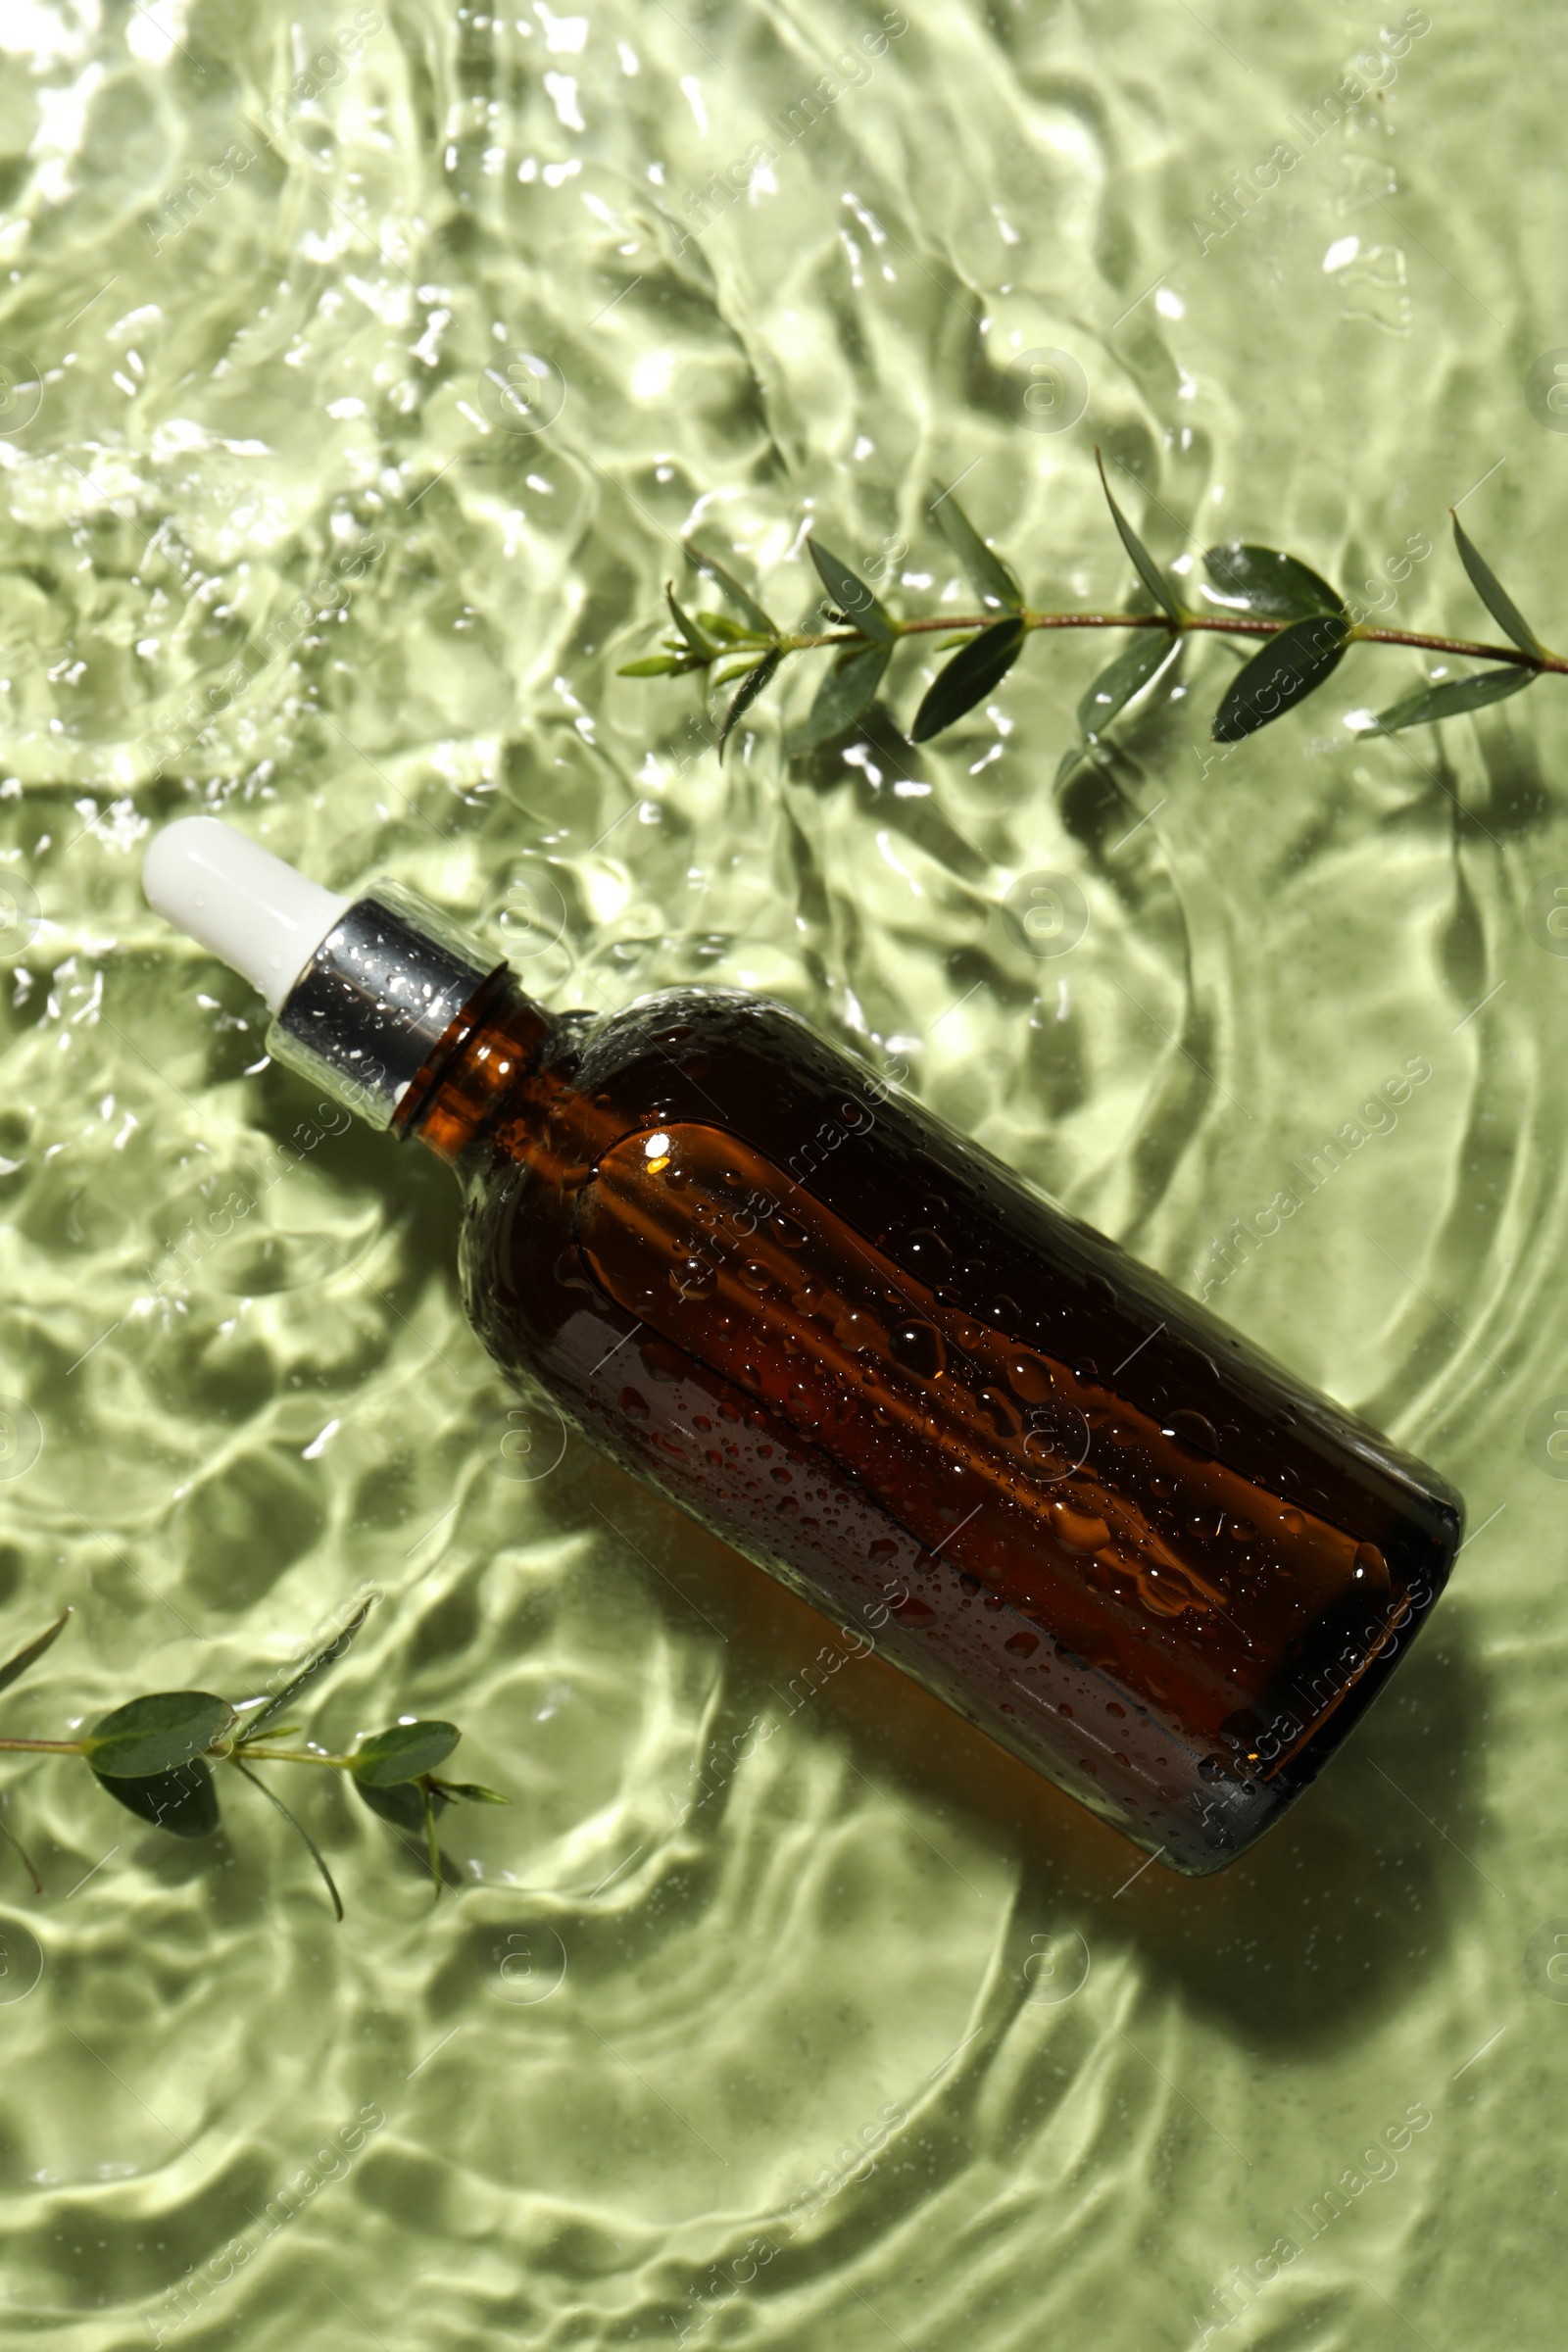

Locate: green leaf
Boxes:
[684,543,776,636]
[617,654,684,677]
[1451,512,1542,657]
[0,1609,70,1698]
[1077,629,1179,736]
[710,652,767,688]
[696,612,769,647]
[238,1594,376,1747]
[808,540,894,643]
[910,617,1027,742]
[792,642,891,749]
[431,1780,509,1805]
[1054,740,1099,788]
[1096,448,1181,625]
[718,648,782,757]
[92,1758,219,1839]
[88,1691,234,1779]
[352,1720,462,1788]
[664,584,709,658]
[1211,612,1352,742]
[928,483,1024,613]
[1201,543,1347,622]
[1369,664,1538,734]
[356,1777,449,1834]
[228,1753,343,1923]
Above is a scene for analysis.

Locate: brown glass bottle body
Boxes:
[400,974,1463,1876]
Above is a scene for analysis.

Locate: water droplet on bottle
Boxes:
[980,1386,1022,1439]
[1352,1540,1389,1589]
[890,1320,945,1379]
[1051,1498,1111,1553]
[906,1226,952,1269]
[1007,1352,1054,1403]
[671,1255,714,1300]
[1165,1409,1219,1456]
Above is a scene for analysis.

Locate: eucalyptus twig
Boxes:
[619,453,1563,767]
[0,1600,507,1918]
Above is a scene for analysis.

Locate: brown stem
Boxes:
[785,612,1568,673]
[0,1738,89,1753]
[227,1743,354,1769]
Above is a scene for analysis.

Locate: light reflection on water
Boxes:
[0,2,1562,2345]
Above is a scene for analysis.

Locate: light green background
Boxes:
[0,2,1561,2345]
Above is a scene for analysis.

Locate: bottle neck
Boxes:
[263,881,557,1151]
[396,970,555,1164]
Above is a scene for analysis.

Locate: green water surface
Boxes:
[0,2,1563,2346]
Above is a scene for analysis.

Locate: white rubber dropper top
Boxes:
[141,817,349,1012]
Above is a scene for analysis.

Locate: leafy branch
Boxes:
[619,452,1565,765]
[0,1599,505,1919]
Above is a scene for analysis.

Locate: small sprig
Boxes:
[618,455,1567,764]
[0,1600,506,1919]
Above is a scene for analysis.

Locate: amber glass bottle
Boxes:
[143,820,1465,1875]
